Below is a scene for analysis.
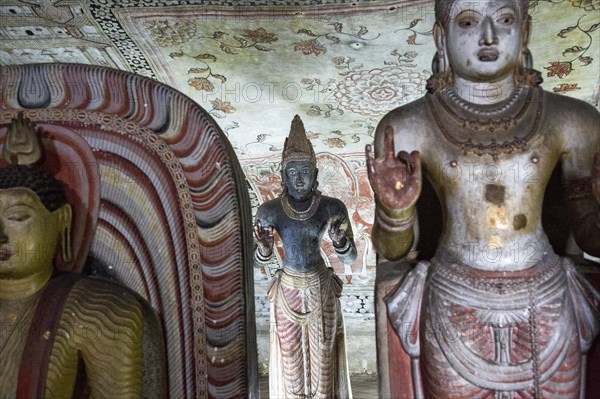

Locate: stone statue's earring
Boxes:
[62,226,73,263]
[427,50,452,93]
[515,45,542,87]
[432,50,447,74]
[60,205,73,263]
[521,48,533,70]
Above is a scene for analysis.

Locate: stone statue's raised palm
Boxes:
[254,221,274,255]
[366,126,421,211]
[328,218,347,247]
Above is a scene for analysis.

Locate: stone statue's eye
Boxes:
[497,15,515,25]
[458,19,477,28]
[456,12,479,29]
[7,213,31,222]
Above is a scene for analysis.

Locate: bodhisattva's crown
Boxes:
[2,113,42,166]
[282,115,316,170]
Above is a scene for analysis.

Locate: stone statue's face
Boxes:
[444,0,523,82]
[0,188,63,278]
[284,160,316,200]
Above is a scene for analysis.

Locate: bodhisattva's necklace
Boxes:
[428,85,544,161]
[281,190,321,221]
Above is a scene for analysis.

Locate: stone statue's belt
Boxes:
[428,254,572,390]
[269,266,339,325]
[431,251,561,299]
[429,283,572,391]
[278,266,331,290]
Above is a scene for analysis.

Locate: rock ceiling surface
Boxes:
[1,0,599,285]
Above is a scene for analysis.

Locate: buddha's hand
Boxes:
[593,153,600,204]
[254,220,274,257]
[328,217,348,249]
[366,126,421,212]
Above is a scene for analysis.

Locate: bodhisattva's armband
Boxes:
[376,200,417,233]
[563,177,595,202]
[562,177,600,226]
[333,237,352,255]
[562,177,600,256]
[255,246,273,264]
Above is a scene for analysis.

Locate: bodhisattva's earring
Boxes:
[427,50,453,93]
[521,48,533,70]
[432,50,447,74]
[516,46,542,87]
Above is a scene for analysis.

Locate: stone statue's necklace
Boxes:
[428,86,544,161]
[281,190,321,221]
[444,85,525,118]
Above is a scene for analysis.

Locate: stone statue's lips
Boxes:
[0,247,14,261]
[477,48,499,62]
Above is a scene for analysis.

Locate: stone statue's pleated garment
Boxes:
[268,265,351,399]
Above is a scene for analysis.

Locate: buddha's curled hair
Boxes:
[0,164,66,212]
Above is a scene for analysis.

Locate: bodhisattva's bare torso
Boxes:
[256,196,352,273]
[375,86,599,269]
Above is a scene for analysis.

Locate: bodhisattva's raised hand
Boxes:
[366,126,421,212]
[328,218,348,248]
[593,153,600,204]
[254,220,274,257]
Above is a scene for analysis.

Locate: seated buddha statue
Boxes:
[366,0,600,397]
[0,113,165,398]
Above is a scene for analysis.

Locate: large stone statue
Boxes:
[0,114,165,398]
[367,0,600,397]
[254,115,356,398]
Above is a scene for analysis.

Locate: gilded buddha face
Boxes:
[0,187,71,279]
[438,0,526,83]
[284,160,317,201]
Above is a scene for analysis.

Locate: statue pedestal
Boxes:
[375,257,600,398]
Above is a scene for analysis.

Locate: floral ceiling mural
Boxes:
[1,0,598,295]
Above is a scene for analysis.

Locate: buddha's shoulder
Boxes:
[61,275,146,319]
[51,275,150,357]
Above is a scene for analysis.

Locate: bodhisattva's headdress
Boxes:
[0,113,66,212]
[282,115,316,171]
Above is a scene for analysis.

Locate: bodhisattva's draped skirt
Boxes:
[268,265,351,399]
[387,251,600,399]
